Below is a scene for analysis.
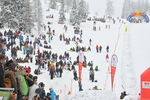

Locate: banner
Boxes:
[141,67,150,100]
[111,54,118,91]
[78,62,83,81]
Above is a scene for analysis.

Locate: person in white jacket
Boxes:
[28,76,38,100]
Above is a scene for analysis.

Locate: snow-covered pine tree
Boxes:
[121,0,132,18]
[19,0,34,33]
[59,0,66,24]
[30,0,42,34]
[0,0,19,29]
[69,0,80,25]
[0,0,34,33]
[32,0,38,22]
[78,0,88,22]
[65,0,73,12]
[105,0,114,17]
[37,0,42,34]
[49,0,57,9]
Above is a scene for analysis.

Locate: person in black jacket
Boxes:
[0,53,6,87]
[120,91,127,99]
[35,82,46,100]
[59,67,63,78]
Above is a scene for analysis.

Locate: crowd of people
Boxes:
[0,29,61,100]
[0,12,116,99]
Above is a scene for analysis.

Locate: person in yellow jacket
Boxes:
[50,61,55,67]
[125,26,128,32]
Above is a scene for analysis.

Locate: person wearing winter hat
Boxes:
[35,82,46,100]
[49,88,56,100]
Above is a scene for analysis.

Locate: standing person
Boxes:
[106,54,109,63]
[55,66,59,77]
[28,76,38,100]
[78,80,83,91]
[89,39,92,46]
[59,67,63,78]
[73,70,78,81]
[99,26,101,31]
[106,45,109,53]
[50,67,55,79]
[89,67,93,80]
[35,82,46,100]
[99,45,102,53]
[96,45,99,53]
[0,54,5,87]
[91,69,95,82]
[49,88,56,100]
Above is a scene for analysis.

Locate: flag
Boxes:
[111,54,118,91]
[78,62,83,81]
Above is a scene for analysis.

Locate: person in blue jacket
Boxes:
[49,88,56,100]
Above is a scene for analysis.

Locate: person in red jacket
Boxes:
[96,45,99,53]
